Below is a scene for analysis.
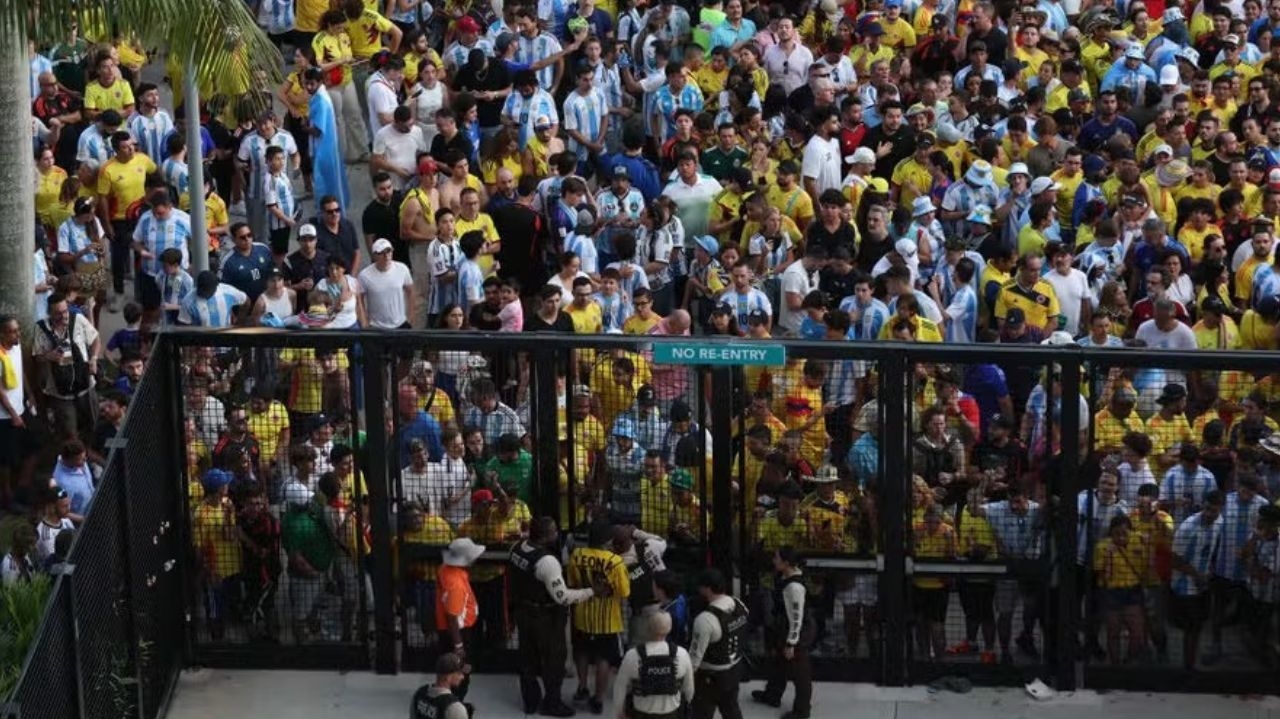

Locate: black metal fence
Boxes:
[5,341,186,719]
[8,329,1280,717]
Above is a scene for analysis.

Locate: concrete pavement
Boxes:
[167,669,1280,719]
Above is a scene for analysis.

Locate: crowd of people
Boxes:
[10,0,1280,713]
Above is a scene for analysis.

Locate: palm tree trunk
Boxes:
[0,29,35,331]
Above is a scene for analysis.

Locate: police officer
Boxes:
[752,546,814,719]
[613,611,695,719]
[613,525,668,639]
[510,516,609,717]
[410,653,471,719]
[688,568,749,719]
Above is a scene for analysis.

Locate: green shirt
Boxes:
[701,146,748,182]
[478,451,534,503]
[282,507,336,573]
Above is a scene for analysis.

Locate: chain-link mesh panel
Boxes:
[8,580,77,719]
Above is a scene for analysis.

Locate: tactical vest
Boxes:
[627,540,658,611]
[771,574,813,633]
[411,686,458,719]
[701,599,748,668]
[633,644,680,697]
[509,541,556,609]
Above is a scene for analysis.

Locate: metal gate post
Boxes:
[878,354,909,686]
[710,367,734,580]
[533,351,562,525]
[362,338,397,674]
[1053,357,1082,690]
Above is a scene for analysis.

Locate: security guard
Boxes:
[752,546,814,719]
[689,568,749,719]
[509,516,606,717]
[614,525,668,639]
[410,653,471,719]
[614,611,695,719]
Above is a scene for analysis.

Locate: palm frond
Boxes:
[21,0,283,87]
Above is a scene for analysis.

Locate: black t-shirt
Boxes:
[491,202,546,288]
[362,194,406,264]
[285,248,330,312]
[312,218,360,269]
[524,311,575,333]
[819,267,857,304]
[967,27,1008,65]
[453,62,512,129]
[469,300,503,331]
[864,124,916,179]
[855,234,892,275]
[806,221,857,257]
[430,131,475,166]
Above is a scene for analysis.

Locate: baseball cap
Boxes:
[1152,143,1174,158]
[298,223,317,238]
[1008,162,1030,177]
[1030,177,1061,194]
[1159,65,1180,86]
[418,156,439,176]
[846,146,877,165]
[1067,88,1090,104]
[371,238,394,254]
[637,384,656,404]
[456,16,482,33]
[73,197,95,215]
[747,308,770,324]
[534,115,553,130]
[1124,43,1144,60]
[495,32,517,54]
[865,22,885,35]
[471,489,495,506]
[1224,33,1241,46]
[894,238,917,258]
[1268,168,1280,190]
[612,164,630,180]
[1164,6,1185,22]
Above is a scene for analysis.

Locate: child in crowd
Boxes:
[595,268,631,332]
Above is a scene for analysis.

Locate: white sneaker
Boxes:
[107,295,120,313]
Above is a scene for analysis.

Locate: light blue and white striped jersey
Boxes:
[536,0,571,38]
[653,82,705,141]
[161,157,189,204]
[939,181,999,238]
[443,38,493,71]
[824,336,861,407]
[132,209,193,278]
[426,238,461,315]
[939,252,986,306]
[943,284,978,344]
[160,269,194,319]
[457,258,484,310]
[56,217,104,264]
[264,171,297,231]
[1217,492,1269,582]
[1159,464,1218,526]
[502,88,558,150]
[76,125,112,170]
[181,283,249,328]
[838,296,890,341]
[514,32,563,92]
[562,87,608,163]
[127,110,175,162]
[887,290,943,324]
[564,231,599,275]
[387,0,417,26]
[590,63,624,112]
[1250,263,1280,310]
[716,288,771,328]
[594,291,631,332]
[595,186,644,258]
[1171,513,1222,596]
[261,0,297,34]
[605,260,650,300]
[236,130,298,200]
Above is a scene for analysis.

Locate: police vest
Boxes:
[701,599,748,668]
[771,574,813,633]
[633,643,680,697]
[627,540,658,611]
[411,686,459,719]
[509,541,556,609]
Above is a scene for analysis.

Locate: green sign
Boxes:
[653,343,786,366]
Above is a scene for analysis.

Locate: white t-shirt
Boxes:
[801,135,841,197]
[1134,318,1197,385]
[372,124,427,190]
[366,73,400,138]
[1044,267,1091,336]
[357,261,414,328]
[777,261,814,336]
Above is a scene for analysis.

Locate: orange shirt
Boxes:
[435,564,478,631]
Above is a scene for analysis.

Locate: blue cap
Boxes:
[202,468,233,493]
[696,235,719,255]
[612,418,638,440]
[1083,154,1107,175]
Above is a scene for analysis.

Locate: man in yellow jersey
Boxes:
[567,521,631,714]
[96,132,156,305]
[994,253,1060,334]
[454,187,500,275]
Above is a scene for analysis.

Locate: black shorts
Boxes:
[572,630,623,667]
[1170,592,1211,629]
[138,273,162,310]
[1099,586,1144,612]
[914,587,949,623]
